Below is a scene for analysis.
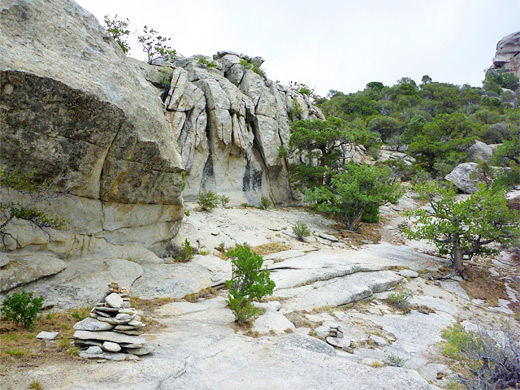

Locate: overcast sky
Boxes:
[76,0,520,96]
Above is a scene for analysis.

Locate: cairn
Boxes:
[72,282,153,360]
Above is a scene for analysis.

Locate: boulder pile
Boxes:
[72,283,153,360]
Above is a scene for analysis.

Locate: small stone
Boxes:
[326,336,351,350]
[74,317,114,331]
[123,346,154,356]
[398,269,419,278]
[369,335,388,347]
[105,293,123,309]
[95,306,120,313]
[118,308,137,315]
[127,319,144,328]
[85,346,103,355]
[96,316,118,324]
[318,232,338,242]
[115,313,133,323]
[36,331,59,340]
[102,341,121,352]
[114,330,141,336]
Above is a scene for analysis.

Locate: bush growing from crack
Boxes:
[384,290,412,314]
[0,169,69,250]
[225,244,275,323]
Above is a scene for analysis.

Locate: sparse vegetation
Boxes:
[138,25,178,64]
[225,244,275,323]
[218,194,230,207]
[385,353,406,367]
[198,57,217,68]
[1,290,44,328]
[0,169,69,250]
[384,290,412,314]
[292,221,311,241]
[103,15,131,53]
[198,189,219,211]
[259,196,271,210]
[441,323,520,389]
[175,239,196,262]
[29,381,43,390]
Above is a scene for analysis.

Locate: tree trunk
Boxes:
[453,239,465,277]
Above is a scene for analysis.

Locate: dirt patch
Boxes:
[0,307,90,369]
[252,242,291,255]
[460,266,509,306]
[333,222,382,247]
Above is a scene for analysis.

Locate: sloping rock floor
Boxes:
[1,198,519,389]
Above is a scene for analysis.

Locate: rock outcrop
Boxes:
[0,0,184,252]
[492,31,520,78]
[160,53,324,205]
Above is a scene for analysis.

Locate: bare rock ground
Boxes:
[2,197,519,389]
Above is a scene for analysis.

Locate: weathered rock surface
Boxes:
[1,259,143,309]
[0,254,67,293]
[465,140,497,162]
[0,0,184,252]
[445,162,505,193]
[131,255,231,299]
[492,31,520,78]
[276,271,403,312]
[162,53,325,206]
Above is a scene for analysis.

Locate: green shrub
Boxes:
[198,190,219,211]
[218,194,230,207]
[441,323,520,389]
[197,57,217,68]
[259,196,271,210]
[1,290,43,328]
[385,353,406,367]
[292,221,311,241]
[225,244,275,323]
[384,290,412,314]
[176,239,195,262]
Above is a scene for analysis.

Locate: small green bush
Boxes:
[385,353,406,367]
[197,57,217,68]
[218,194,230,207]
[292,221,311,241]
[176,239,195,262]
[384,290,412,314]
[198,190,219,211]
[1,290,43,328]
[259,196,271,210]
[225,244,275,323]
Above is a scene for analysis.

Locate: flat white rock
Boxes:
[105,293,123,309]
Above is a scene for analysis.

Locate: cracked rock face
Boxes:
[0,0,184,250]
[492,31,520,78]
[164,54,325,206]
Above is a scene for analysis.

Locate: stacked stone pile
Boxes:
[72,283,153,360]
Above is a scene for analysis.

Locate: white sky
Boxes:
[75,0,520,96]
